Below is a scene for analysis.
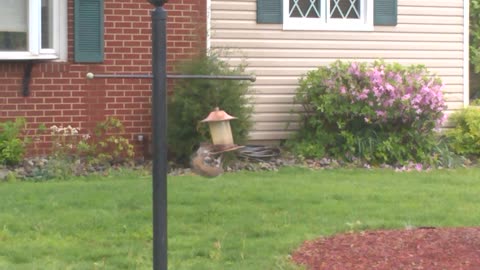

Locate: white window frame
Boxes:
[283,0,374,31]
[0,0,67,61]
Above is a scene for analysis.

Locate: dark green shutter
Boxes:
[75,0,104,63]
[257,0,282,24]
[374,0,397,26]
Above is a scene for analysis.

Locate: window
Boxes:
[0,0,67,60]
[283,0,373,30]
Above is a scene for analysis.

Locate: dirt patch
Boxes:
[292,227,480,270]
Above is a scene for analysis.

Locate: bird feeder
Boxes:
[201,107,240,152]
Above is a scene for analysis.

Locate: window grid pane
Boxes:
[289,0,321,18]
[330,0,360,19]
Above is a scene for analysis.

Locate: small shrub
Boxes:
[0,118,28,165]
[445,107,480,157]
[38,158,76,181]
[36,124,86,180]
[167,53,253,164]
[471,99,480,106]
[289,60,447,165]
[91,117,135,165]
[431,136,466,168]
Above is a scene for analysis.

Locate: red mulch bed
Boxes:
[292,227,480,270]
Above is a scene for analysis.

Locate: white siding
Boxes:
[210,0,466,141]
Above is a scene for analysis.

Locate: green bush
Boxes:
[289,60,447,166]
[445,107,480,157]
[470,0,480,99]
[0,118,28,165]
[470,0,480,73]
[91,117,135,165]
[167,54,253,164]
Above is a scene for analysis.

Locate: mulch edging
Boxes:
[292,227,480,270]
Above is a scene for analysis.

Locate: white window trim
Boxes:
[283,0,374,31]
[0,0,67,61]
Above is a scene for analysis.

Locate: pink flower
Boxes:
[436,114,448,126]
[348,62,361,77]
[394,74,402,83]
[415,163,423,171]
[385,83,395,92]
[373,86,383,98]
[385,99,395,107]
[357,93,368,100]
[376,110,386,118]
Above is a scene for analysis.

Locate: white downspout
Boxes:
[206,0,211,53]
[464,0,470,107]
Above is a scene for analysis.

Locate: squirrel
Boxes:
[190,143,224,178]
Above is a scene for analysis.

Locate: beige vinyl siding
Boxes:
[210,0,466,141]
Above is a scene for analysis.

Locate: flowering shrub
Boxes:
[290,60,448,165]
[48,118,134,164]
[30,118,135,180]
[33,118,135,180]
[49,125,90,158]
[40,125,89,179]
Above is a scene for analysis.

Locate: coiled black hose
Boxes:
[236,145,280,162]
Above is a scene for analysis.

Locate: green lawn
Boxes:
[1,167,480,269]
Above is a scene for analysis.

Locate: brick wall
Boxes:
[0,0,207,157]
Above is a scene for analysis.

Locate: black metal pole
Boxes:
[151,2,168,270]
[86,4,254,270]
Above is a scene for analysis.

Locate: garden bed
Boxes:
[293,227,480,269]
